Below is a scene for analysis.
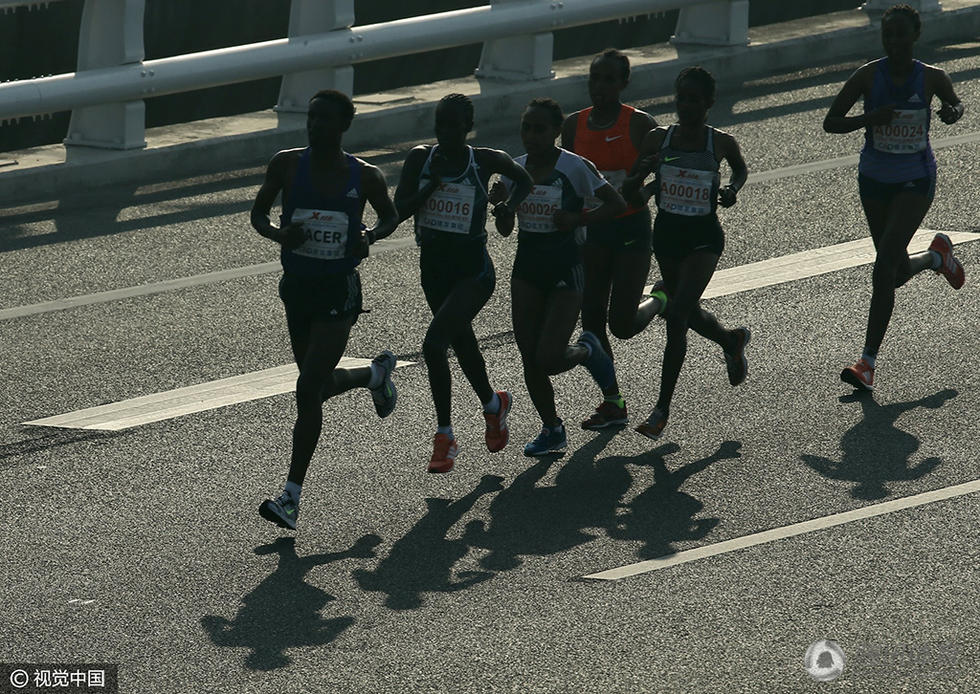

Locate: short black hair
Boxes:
[592,48,630,82]
[882,3,921,33]
[675,66,716,103]
[437,93,475,125]
[309,89,355,123]
[524,97,564,128]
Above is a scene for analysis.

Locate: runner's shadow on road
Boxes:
[609,441,742,559]
[200,534,380,671]
[352,474,505,611]
[801,389,957,500]
[462,429,632,572]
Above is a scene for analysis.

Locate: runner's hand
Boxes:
[718,185,738,208]
[635,153,660,176]
[488,181,508,205]
[356,229,371,259]
[428,151,451,183]
[937,101,963,125]
[279,223,306,250]
[866,104,896,126]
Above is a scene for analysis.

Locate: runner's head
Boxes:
[674,66,715,126]
[435,93,474,150]
[521,97,563,155]
[307,90,354,149]
[589,48,630,109]
[881,4,920,62]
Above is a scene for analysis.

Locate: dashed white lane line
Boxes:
[21,228,979,431]
[23,358,413,431]
[583,478,980,581]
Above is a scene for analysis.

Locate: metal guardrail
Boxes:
[0,0,943,153]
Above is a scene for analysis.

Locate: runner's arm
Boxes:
[250,152,304,248]
[824,65,893,133]
[932,68,965,125]
[622,127,666,206]
[394,146,440,222]
[362,164,399,244]
[718,132,748,208]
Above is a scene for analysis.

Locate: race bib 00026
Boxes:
[517,183,563,233]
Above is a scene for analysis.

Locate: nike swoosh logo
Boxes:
[605,135,623,142]
[285,508,295,516]
[624,240,636,246]
[663,156,681,162]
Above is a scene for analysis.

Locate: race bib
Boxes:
[873,109,928,153]
[517,183,563,233]
[658,165,714,216]
[418,182,477,234]
[290,208,349,260]
[586,169,626,209]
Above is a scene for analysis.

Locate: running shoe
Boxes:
[581,399,628,430]
[259,491,299,530]
[634,408,667,440]
[840,358,874,391]
[369,350,398,418]
[523,423,568,457]
[428,433,459,473]
[649,280,669,317]
[724,327,752,387]
[483,390,512,453]
[928,233,965,289]
[577,331,616,392]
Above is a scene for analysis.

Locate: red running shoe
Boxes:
[428,433,459,473]
[929,233,965,289]
[840,358,874,391]
[483,391,512,453]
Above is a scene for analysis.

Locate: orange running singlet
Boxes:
[574,104,642,216]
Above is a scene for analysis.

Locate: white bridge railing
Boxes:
[0,0,941,153]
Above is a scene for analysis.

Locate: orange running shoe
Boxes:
[840,358,874,391]
[634,408,667,440]
[483,390,512,453]
[428,433,459,473]
[928,233,965,289]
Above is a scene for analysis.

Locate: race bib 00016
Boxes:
[290,208,350,260]
[873,109,928,153]
[517,183,563,233]
[658,165,714,216]
[417,182,477,234]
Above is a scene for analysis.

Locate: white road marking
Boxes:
[24,358,413,431]
[583,478,980,581]
[4,129,977,323]
[643,228,980,299]
[23,228,978,432]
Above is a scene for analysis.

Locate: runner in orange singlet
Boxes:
[562,48,667,431]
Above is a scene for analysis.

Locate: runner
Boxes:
[395,93,533,473]
[823,3,965,391]
[622,67,750,440]
[562,48,667,430]
[493,97,627,456]
[251,89,399,529]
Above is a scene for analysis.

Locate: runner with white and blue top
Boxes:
[823,3,966,392]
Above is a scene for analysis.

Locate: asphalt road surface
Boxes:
[2,41,980,693]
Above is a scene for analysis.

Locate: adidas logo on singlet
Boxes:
[346,189,360,198]
[908,94,922,103]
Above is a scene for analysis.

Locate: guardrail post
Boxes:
[64,0,146,151]
[672,0,749,47]
[475,0,554,81]
[861,0,942,25]
[276,0,354,127]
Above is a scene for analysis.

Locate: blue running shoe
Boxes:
[577,331,616,392]
[259,491,299,530]
[523,422,567,457]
